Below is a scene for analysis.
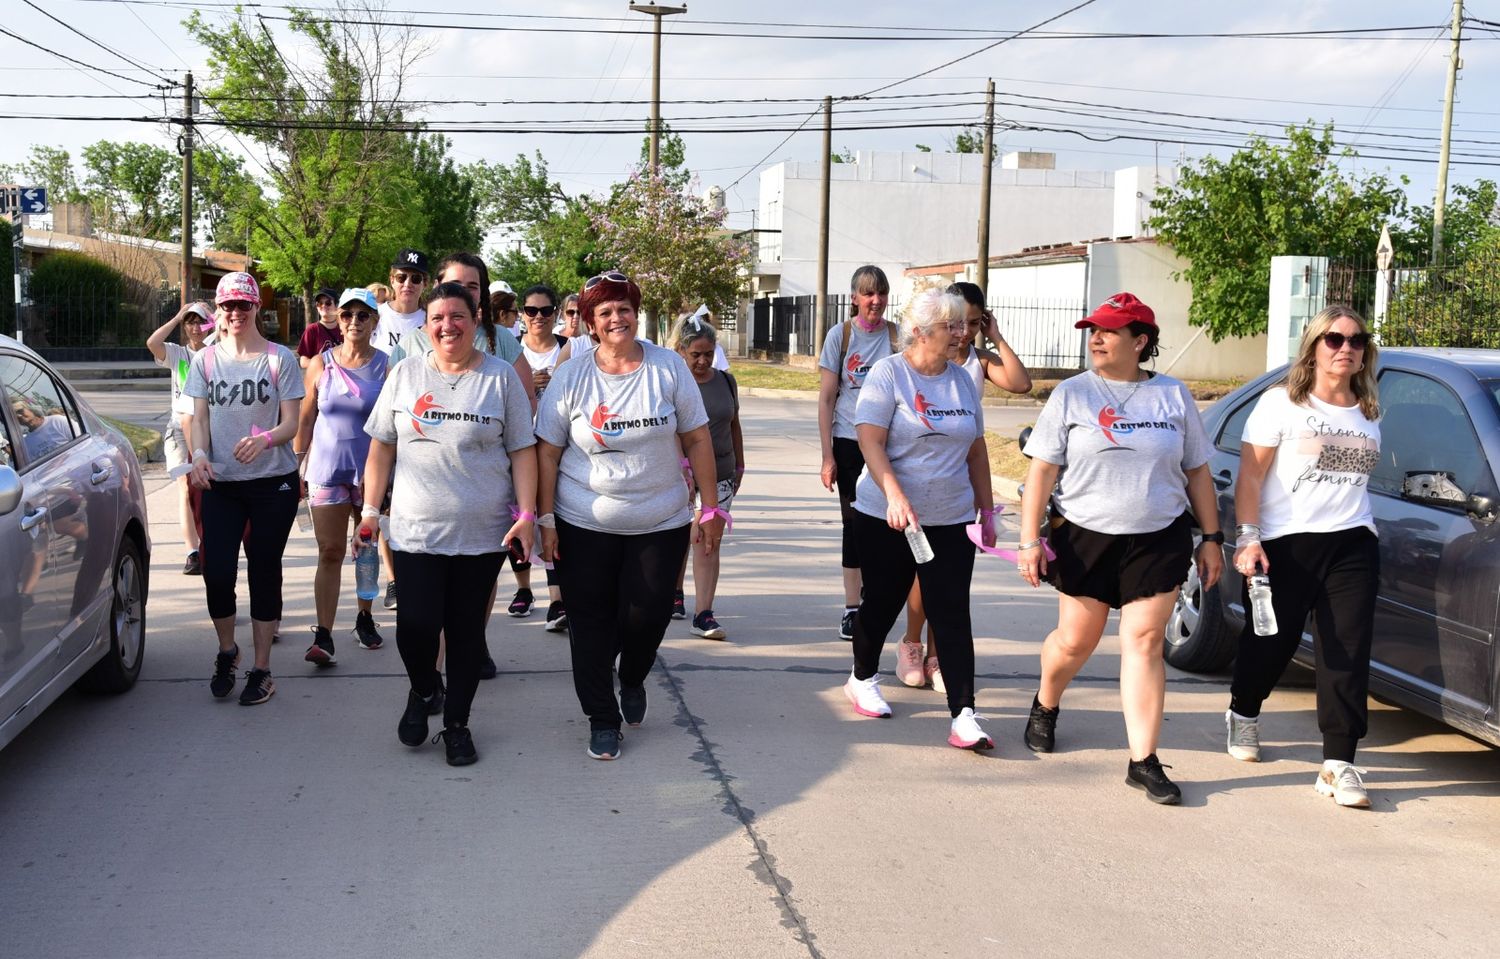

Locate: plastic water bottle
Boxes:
[1248,574,1278,637]
[354,531,380,601]
[295,499,314,533]
[904,523,935,564]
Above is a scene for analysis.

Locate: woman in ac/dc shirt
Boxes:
[1226,306,1382,809]
[840,290,997,751]
[535,271,721,762]
[186,272,305,707]
[1018,292,1223,805]
[817,265,899,642]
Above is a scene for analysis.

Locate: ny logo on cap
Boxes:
[406,252,419,264]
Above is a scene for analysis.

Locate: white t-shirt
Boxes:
[1240,387,1380,541]
[157,341,200,415]
[817,319,898,440]
[373,304,425,355]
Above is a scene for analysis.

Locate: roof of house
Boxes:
[905,235,1159,276]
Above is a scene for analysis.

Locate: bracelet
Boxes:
[1017,538,1044,551]
[1235,523,1262,538]
[980,506,999,519]
[192,449,208,464]
[359,504,380,519]
[513,510,536,523]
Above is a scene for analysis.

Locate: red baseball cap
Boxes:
[1076,292,1156,330]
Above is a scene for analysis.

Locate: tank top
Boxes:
[521,338,563,397]
[961,344,985,397]
[306,347,389,486]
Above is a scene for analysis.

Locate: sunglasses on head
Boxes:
[1321,331,1370,351]
[523,304,557,318]
[340,309,375,322]
[583,271,630,290]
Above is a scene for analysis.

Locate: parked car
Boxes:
[1166,348,1500,746]
[0,335,151,751]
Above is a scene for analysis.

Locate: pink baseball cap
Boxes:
[1076,292,1155,330]
[215,272,261,306]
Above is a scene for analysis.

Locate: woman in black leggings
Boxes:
[185,272,305,707]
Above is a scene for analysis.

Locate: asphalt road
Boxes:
[2,394,1497,958]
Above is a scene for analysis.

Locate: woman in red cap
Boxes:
[1016,292,1223,804]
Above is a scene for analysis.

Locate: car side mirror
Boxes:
[1467,494,1497,523]
[0,465,20,516]
[1018,426,1033,459]
[1402,471,1466,508]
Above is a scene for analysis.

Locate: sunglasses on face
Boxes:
[392,272,426,286]
[1321,331,1370,351]
[564,308,579,318]
[221,300,255,314]
[340,309,375,322]
[523,304,557,318]
[583,271,630,290]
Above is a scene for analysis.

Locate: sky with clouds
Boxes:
[2,0,1497,236]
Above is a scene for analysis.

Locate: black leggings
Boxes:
[833,437,865,570]
[392,550,506,728]
[1229,527,1379,763]
[851,512,977,717]
[554,519,690,730]
[200,471,298,622]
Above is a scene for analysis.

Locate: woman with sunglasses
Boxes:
[292,288,388,667]
[185,272,305,707]
[558,293,582,340]
[536,271,721,761]
[1225,306,1381,809]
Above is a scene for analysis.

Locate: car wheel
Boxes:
[1163,550,1236,673]
[79,537,146,694]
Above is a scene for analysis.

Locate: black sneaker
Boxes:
[399,688,434,746]
[839,609,856,641]
[479,644,498,680]
[670,590,686,620]
[183,550,201,576]
[691,610,726,640]
[354,610,383,650]
[1023,695,1058,753]
[209,644,240,698]
[507,588,534,617]
[383,580,398,609]
[588,727,622,760]
[544,601,568,632]
[435,725,478,766]
[427,681,446,716]
[1126,753,1182,805]
[238,668,275,706]
[620,685,647,727]
[304,626,336,667]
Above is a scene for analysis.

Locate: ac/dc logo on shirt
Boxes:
[1096,406,1178,447]
[911,390,974,435]
[587,402,671,449]
[406,391,492,441]
[209,377,274,407]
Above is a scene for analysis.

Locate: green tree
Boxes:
[1384,231,1500,348]
[476,151,605,293]
[638,124,690,191]
[1404,179,1500,264]
[81,140,181,242]
[408,133,482,258]
[473,150,566,232]
[830,148,856,164]
[1148,124,1410,340]
[0,145,84,205]
[193,144,260,254]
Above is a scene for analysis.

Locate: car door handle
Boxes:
[91,465,113,485]
[1213,469,1233,490]
[20,506,47,531]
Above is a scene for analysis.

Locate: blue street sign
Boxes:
[18,187,47,214]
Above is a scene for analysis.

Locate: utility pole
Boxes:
[1433,0,1463,264]
[629,2,687,341]
[976,79,995,306]
[815,95,832,351]
[179,71,195,305]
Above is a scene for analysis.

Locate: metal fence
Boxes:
[1316,252,1500,349]
[749,293,1087,369]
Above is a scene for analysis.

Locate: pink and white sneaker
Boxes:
[843,670,892,718]
[948,708,994,750]
[897,641,926,687]
[924,656,945,695]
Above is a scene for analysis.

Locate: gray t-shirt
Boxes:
[364,352,536,555]
[1023,370,1210,535]
[697,370,739,483]
[535,342,709,534]
[853,354,985,528]
[818,319,898,439]
[184,343,304,482]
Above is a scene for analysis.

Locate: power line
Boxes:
[0,24,168,87]
[19,0,174,84]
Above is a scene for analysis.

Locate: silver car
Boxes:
[0,335,150,751]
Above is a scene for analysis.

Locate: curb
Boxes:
[736,385,1044,410]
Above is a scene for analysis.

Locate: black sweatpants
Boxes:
[851,512,977,717]
[1229,527,1379,763]
[554,519,690,731]
[392,550,506,728]
[200,470,299,622]
[832,437,865,570]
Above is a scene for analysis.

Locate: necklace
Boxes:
[433,353,476,389]
[1095,369,1145,413]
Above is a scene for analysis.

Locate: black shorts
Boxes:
[832,437,864,503]
[1044,513,1193,609]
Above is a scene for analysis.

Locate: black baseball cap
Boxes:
[315,287,338,304]
[391,248,430,275]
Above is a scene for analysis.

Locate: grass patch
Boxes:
[730,362,821,391]
[1028,374,1244,404]
[986,428,1033,486]
[101,415,158,463]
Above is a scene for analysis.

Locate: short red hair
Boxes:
[578,273,642,332]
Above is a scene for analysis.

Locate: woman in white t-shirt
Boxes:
[1226,305,1382,809]
[146,300,214,575]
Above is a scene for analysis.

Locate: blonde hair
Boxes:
[367,282,392,305]
[1285,305,1380,420]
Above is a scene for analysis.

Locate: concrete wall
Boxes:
[986,259,1087,300]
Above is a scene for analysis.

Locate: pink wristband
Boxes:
[509,506,537,522]
[699,506,733,531]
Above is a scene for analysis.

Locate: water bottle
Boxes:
[904,523,935,564]
[295,498,314,533]
[354,530,380,601]
[1248,574,1278,637]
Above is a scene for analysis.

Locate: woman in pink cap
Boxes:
[1016,292,1223,804]
[185,272,305,707]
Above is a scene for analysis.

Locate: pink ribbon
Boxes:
[699,506,733,532]
[327,360,361,398]
[964,503,1058,562]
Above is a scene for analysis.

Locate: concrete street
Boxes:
[2,393,1497,959]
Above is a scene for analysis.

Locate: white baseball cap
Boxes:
[489,280,514,295]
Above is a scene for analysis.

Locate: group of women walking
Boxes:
[823,265,1382,809]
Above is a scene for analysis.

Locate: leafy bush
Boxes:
[27,251,125,342]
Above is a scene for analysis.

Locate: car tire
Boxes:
[78,537,146,694]
[1163,547,1237,673]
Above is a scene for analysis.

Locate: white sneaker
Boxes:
[896,641,925,687]
[843,670,892,718]
[925,656,946,695]
[948,707,993,750]
[1225,709,1261,762]
[1316,760,1371,808]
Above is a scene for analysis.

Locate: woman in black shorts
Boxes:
[1016,293,1223,804]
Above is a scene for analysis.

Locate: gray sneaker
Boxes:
[1316,761,1371,808]
[1225,709,1261,762]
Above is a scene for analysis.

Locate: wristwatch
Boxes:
[1200,531,1225,544]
